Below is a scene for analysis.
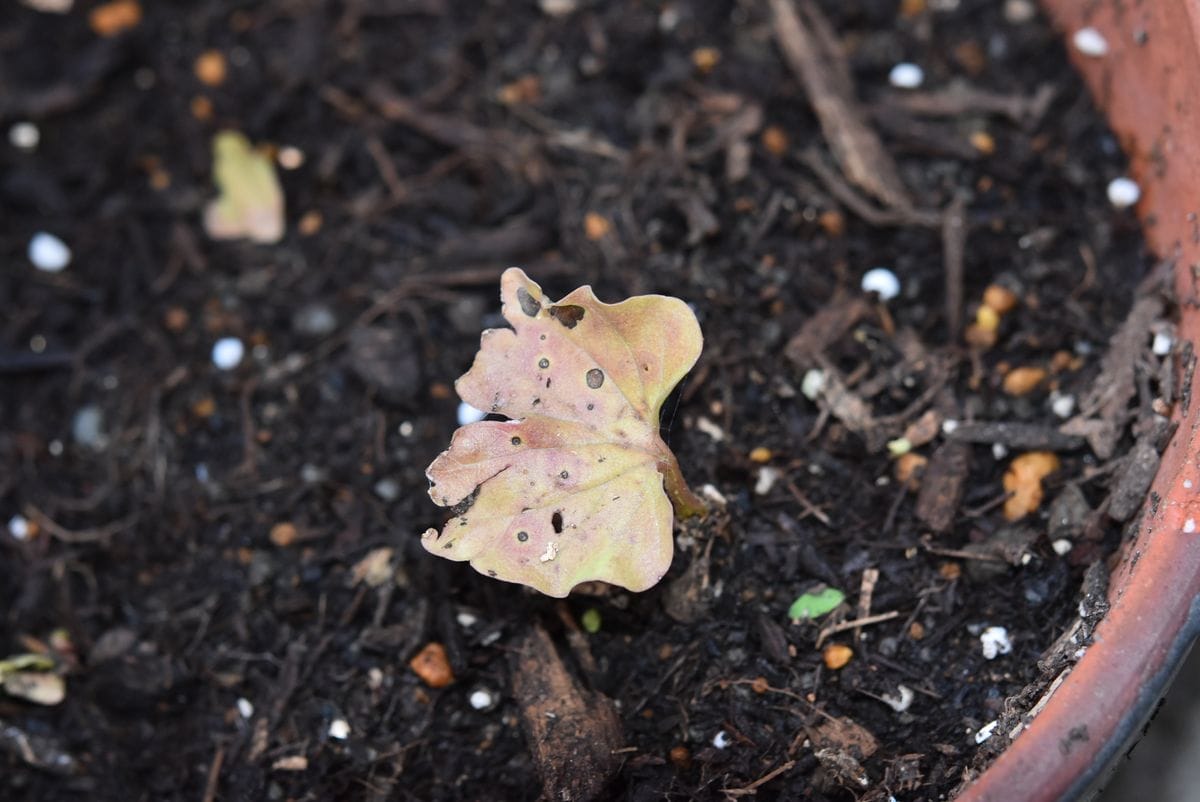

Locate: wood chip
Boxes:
[510,625,622,802]
[1061,293,1164,458]
[915,440,970,533]
[903,408,942,447]
[784,295,871,368]
[1107,438,1160,521]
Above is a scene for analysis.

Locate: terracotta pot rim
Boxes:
[1058,606,1200,801]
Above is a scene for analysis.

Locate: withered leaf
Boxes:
[423,268,704,597]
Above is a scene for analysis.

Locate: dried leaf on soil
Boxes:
[203,131,285,244]
[423,268,704,597]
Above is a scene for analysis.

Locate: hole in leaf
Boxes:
[517,531,529,542]
[511,436,522,445]
[552,512,563,533]
[538,357,550,369]
[560,470,569,480]
[516,287,540,317]
[586,368,605,389]
[549,304,585,328]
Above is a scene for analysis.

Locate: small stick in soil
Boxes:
[201,743,226,802]
[941,192,968,340]
[0,718,80,775]
[784,479,832,527]
[882,481,909,535]
[921,542,1007,562]
[365,135,408,202]
[23,504,135,545]
[962,491,1013,518]
[723,759,798,798]
[854,568,879,645]
[799,148,940,228]
[946,421,1085,451]
[816,610,900,648]
[556,602,600,679]
[768,0,911,209]
[883,82,1056,126]
[707,679,838,722]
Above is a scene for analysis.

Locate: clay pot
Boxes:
[960,4,1200,801]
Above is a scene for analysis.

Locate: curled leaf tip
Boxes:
[423,268,704,597]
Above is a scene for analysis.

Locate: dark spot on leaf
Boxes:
[443,542,453,549]
[538,357,550,369]
[516,287,540,317]
[587,403,595,410]
[598,457,606,463]
[532,397,540,405]
[552,512,563,533]
[517,531,529,542]
[450,486,480,516]
[612,496,620,501]
[511,436,522,445]
[549,304,586,328]
[586,368,604,388]
[546,378,551,388]
[540,334,546,340]
[488,570,497,577]
[560,470,569,480]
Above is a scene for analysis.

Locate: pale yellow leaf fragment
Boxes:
[203,131,285,244]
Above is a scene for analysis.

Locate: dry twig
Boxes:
[769,0,911,208]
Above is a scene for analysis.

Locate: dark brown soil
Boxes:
[1,1,1165,801]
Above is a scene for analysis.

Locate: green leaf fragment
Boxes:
[788,587,845,621]
[581,608,602,634]
[0,653,55,680]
